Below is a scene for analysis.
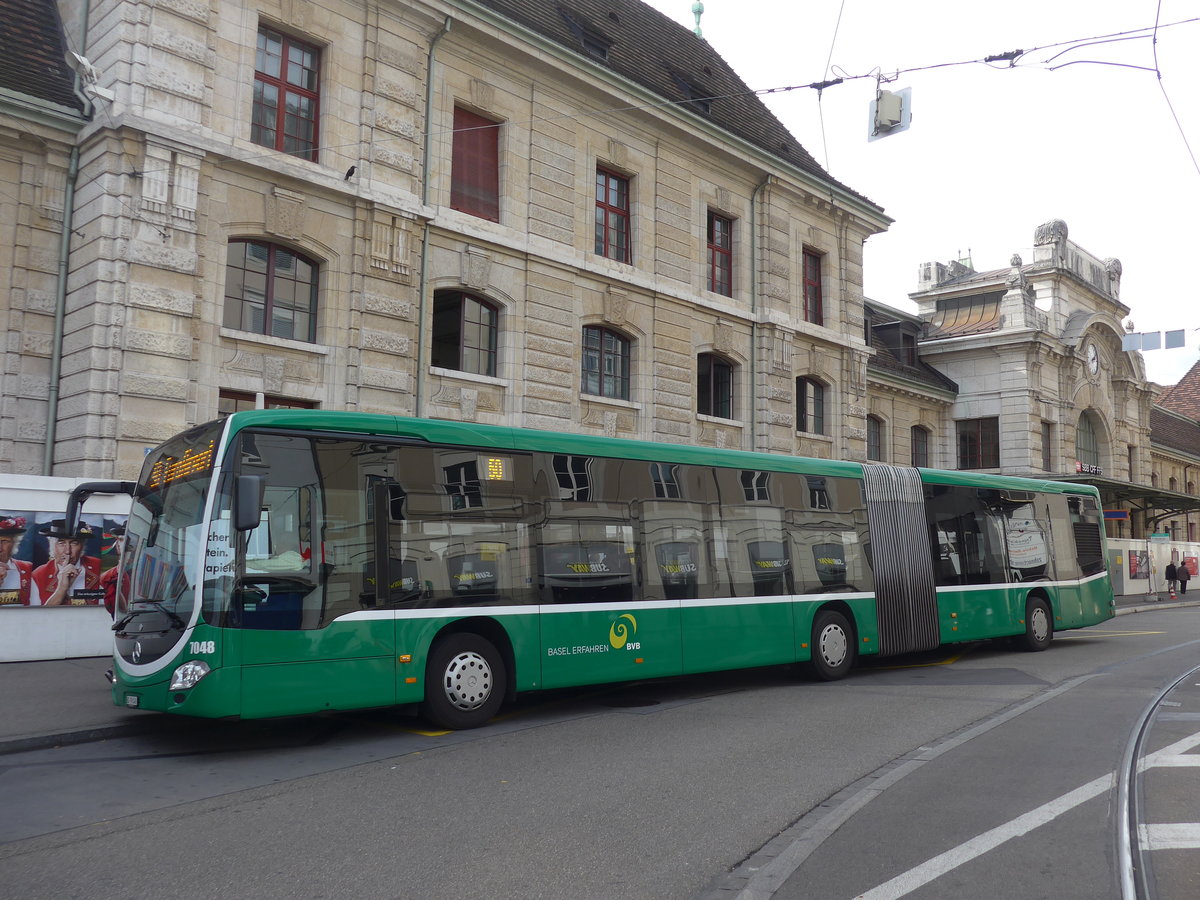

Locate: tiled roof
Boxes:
[867,334,959,394]
[0,0,85,113]
[1151,406,1200,458]
[471,0,879,209]
[1158,358,1200,418]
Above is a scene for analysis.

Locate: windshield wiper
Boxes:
[112,600,187,632]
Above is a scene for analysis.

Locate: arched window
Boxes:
[432,291,499,376]
[911,425,929,467]
[795,377,825,435]
[223,240,318,342]
[697,353,735,418]
[582,325,631,400]
[1169,476,1178,492]
[867,415,884,461]
[1076,410,1100,468]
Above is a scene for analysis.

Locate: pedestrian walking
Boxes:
[1179,563,1191,595]
[1165,561,1178,597]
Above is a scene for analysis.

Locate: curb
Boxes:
[1115,598,1200,615]
[0,721,154,757]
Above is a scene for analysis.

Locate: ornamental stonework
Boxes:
[155,0,210,25]
[263,356,286,393]
[121,374,189,401]
[373,148,417,173]
[462,246,491,289]
[376,80,420,109]
[361,329,411,356]
[124,330,191,359]
[362,292,415,320]
[128,284,195,316]
[266,188,307,241]
[604,287,628,327]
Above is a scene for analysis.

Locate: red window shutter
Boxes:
[451,108,500,221]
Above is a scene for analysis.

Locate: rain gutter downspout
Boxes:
[45,0,93,475]
[415,16,452,418]
[749,175,772,451]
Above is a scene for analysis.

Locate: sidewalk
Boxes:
[1,592,1196,756]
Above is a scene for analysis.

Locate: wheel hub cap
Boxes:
[1031,608,1049,642]
[820,625,847,666]
[443,651,493,711]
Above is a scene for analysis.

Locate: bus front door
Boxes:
[232,437,395,718]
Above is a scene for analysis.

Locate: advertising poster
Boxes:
[1128,550,1150,580]
[0,512,128,611]
[1183,556,1198,578]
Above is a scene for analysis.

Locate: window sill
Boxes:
[580,393,643,411]
[796,430,833,441]
[220,328,332,355]
[698,414,742,428]
[430,367,508,388]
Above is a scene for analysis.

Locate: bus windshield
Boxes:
[113,421,222,667]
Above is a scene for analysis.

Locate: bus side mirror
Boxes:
[234,475,266,532]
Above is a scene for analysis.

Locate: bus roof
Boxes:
[217,410,1099,499]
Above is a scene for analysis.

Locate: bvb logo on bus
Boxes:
[609,613,638,649]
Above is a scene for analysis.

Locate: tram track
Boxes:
[1117,660,1200,900]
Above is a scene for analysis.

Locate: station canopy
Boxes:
[1056,474,1200,527]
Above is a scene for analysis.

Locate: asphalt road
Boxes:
[2,608,1198,900]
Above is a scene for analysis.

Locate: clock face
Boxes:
[1087,343,1099,374]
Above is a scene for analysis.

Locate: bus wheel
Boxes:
[422,634,507,730]
[807,609,855,681]
[1017,597,1053,652]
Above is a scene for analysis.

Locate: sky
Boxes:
[643,0,1200,387]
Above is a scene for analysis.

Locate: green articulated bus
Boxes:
[68,411,1114,729]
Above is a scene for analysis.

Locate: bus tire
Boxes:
[1017,596,1053,652]
[806,609,855,681]
[422,634,506,729]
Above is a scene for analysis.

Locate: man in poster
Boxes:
[100,523,126,617]
[0,516,33,606]
[32,520,102,606]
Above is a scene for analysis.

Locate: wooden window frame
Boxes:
[223,240,319,343]
[432,291,499,377]
[252,26,320,162]
[707,211,733,296]
[867,415,884,461]
[796,376,825,435]
[911,425,929,467]
[956,417,1000,469]
[582,325,631,400]
[802,249,823,325]
[697,353,734,419]
[595,168,631,263]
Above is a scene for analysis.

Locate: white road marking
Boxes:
[853,776,1112,900]
[1140,823,1200,850]
[1150,754,1200,767]
[854,727,1200,900]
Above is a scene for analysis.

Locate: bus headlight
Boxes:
[169,660,211,691]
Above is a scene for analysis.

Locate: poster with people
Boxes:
[1128,550,1150,580]
[0,512,128,611]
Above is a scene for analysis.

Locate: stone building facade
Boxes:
[10,0,889,482]
[909,219,1198,541]
[0,0,88,475]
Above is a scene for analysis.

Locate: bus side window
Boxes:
[925,485,1005,585]
[1068,495,1106,576]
